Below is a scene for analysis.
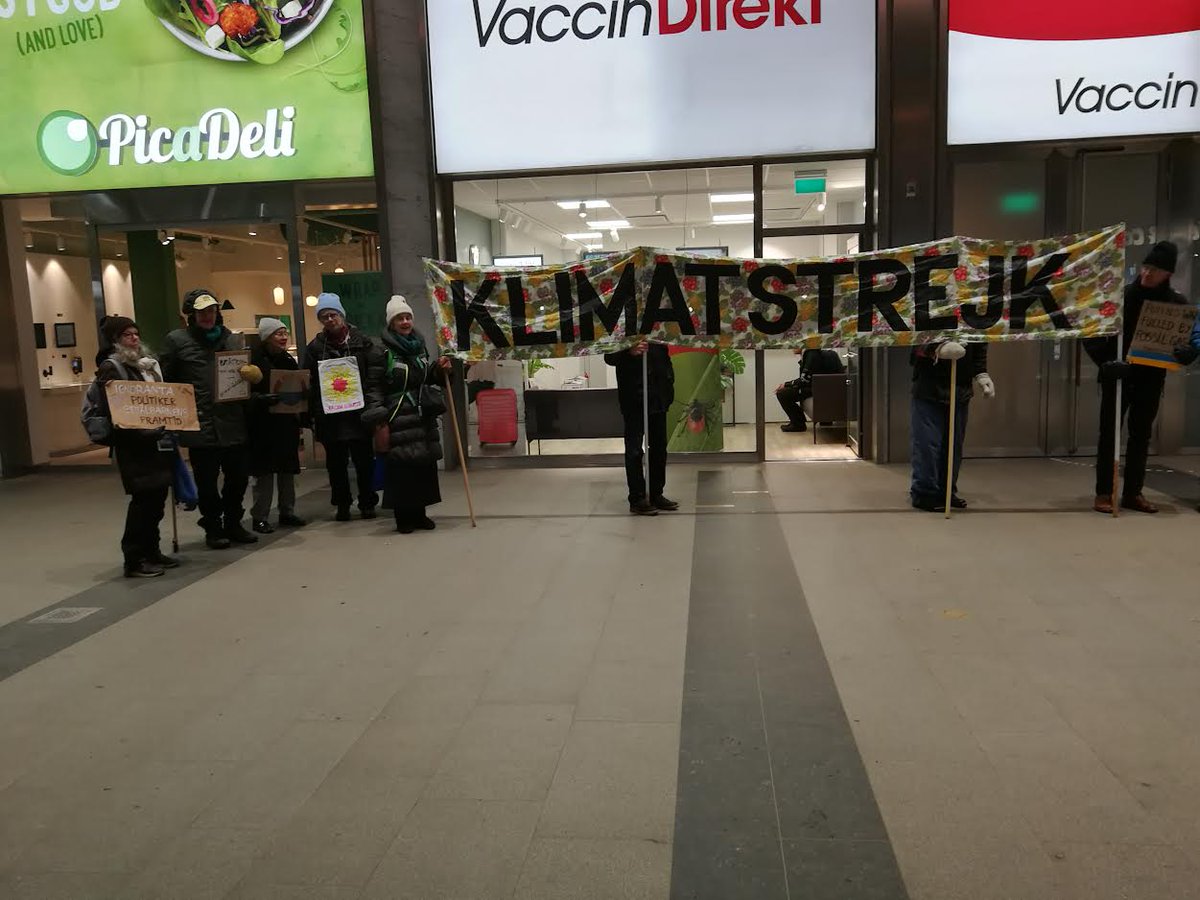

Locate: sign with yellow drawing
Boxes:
[317,356,364,415]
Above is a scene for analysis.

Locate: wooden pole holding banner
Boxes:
[642,346,651,498]
[170,482,179,554]
[944,358,958,520]
[443,366,477,528]
[1112,332,1122,519]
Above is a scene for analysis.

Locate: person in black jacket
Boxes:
[604,341,677,516]
[305,293,379,521]
[248,318,307,534]
[364,296,451,534]
[910,341,993,512]
[775,348,845,432]
[159,289,258,550]
[1084,241,1187,515]
[94,317,180,578]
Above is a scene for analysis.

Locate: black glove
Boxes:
[1099,360,1131,384]
[1173,345,1199,366]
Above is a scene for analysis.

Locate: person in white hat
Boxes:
[248,318,308,534]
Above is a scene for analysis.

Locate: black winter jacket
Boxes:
[363,330,444,466]
[248,345,302,476]
[158,325,249,449]
[305,327,378,444]
[910,342,988,405]
[604,344,675,415]
[96,357,174,495]
[1083,280,1187,381]
[789,349,844,389]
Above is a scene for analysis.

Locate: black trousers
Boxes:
[1096,370,1164,498]
[776,384,813,426]
[189,445,250,535]
[622,407,667,503]
[121,486,169,566]
[323,438,377,511]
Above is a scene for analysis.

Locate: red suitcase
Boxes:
[476,388,519,446]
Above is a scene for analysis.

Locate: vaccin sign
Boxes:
[0,0,373,194]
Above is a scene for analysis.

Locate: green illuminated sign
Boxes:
[794,176,827,194]
[1001,192,1041,214]
[0,0,373,195]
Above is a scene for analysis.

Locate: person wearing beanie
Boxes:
[363,297,451,533]
[1084,241,1187,514]
[304,292,380,521]
[159,288,258,549]
[248,319,307,534]
[90,318,179,577]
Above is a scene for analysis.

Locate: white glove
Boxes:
[936,341,966,361]
[974,373,995,399]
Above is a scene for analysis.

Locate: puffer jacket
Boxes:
[95,355,174,495]
[158,324,249,448]
[363,330,444,465]
[305,327,378,444]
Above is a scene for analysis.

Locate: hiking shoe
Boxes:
[125,561,164,578]
[225,523,260,544]
[651,496,679,511]
[629,499,659,516]
[252,519,275,535]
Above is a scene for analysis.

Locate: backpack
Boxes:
[80,360,128,447]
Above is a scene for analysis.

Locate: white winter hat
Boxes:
[257,317,287,342]
[386,295,414,325]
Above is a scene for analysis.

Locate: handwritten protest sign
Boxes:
[215,350,252,403]
[1129,301,1200,371]
[105,381,200,432]
[270,370,310,415]
[318,357,365,414]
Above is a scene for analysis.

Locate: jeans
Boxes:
[910,396,970,503]
[776,383,812,426]
[189,445,251,535]
[1095,370,1164,498]
[322,438,377,511]
[251,473,296,521]
[121,486,168,566]
[622,408,667,503]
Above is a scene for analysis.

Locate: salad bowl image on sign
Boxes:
[0,0,373,194]
[948,0,1200,144]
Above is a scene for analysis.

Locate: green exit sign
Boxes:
[1001,191,1040,214]
[794,176,827,194]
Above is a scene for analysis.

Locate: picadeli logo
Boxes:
[948,0,1200,144]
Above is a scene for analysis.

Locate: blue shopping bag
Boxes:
[173,450,198,509]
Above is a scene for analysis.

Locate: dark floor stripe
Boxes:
[670,468,909,900]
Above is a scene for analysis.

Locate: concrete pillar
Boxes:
[127,231,180,346]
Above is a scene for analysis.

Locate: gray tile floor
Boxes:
[0,454,1198,898]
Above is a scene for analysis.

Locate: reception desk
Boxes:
[524,388,626,442]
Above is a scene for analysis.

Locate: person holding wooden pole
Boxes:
[605,340,677,516]
[909,341,992,513]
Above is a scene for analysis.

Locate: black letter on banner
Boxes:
[452,279,509,351]
[641,262,695,335]
[914,255,958,331]
[856,259,912,333]
[960,256,1006,330]
[747,265,798,335]
[576,263,637,341]
[554,271,575,343]
[685,263,740,334]
[795,261,855,333]
[507,276,556,346]
[1009,253,1072,331]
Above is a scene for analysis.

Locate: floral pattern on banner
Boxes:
[424,226,1125,361]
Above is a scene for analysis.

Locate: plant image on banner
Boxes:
[0,0,372,194]
[425,225,1127,361]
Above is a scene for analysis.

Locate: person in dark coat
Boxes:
[159,288,258,550]
[248,318,307,534]
[909,341,993,512]
[1084,241,1188,515]
[305,293,378,521]
[604,341,677,516]
[93,317,179,578]
[775,348,845,432]
[364,296,451,534]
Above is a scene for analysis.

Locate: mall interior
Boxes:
[1,0,1200,898]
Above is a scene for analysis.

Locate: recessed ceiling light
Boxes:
[564,232,602,240]
[556,200,610,210]
[710,193,754,203]
[587,219,629,230]
[56,235,66,251]
[712,213,755,224]
[23,231,33,248]
[248,229,257,236]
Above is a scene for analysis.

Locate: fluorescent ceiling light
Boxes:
[587,219,629,230]
[710,193,754,203]
[584,244,603,251]
[712,213,755,224]
[564,232,602,240]
[557,200,610,210]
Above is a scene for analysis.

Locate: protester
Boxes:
[305,293,378,521]
[92,317,179,578]
[1085,241,1187,515]
[909,341,993,512]
[363,296,451,534]
[159,289,258,550]
[248,318,307,534]
[604,341,677,516]
[775,348,845,432]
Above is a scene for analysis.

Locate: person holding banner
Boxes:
[909,341,993,512]
[248,318,308,534]
[160,290,259,551]
[93,317,178,578]
[364,296,451,534]
[305,293,379,522]
[1085,241,1186,515]
[604,342,677,516]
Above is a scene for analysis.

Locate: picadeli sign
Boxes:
[948,0,1200,145]
[427,0,876,173]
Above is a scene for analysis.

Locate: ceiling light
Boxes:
[653,195,664,215]
[248,229,257,236]
[305,295,318,307]
[710,193,754,203]
[564,232,602,241]
[511,214,523,229]
[556,200,611,210]
[318,260,325,266]
[498,209,508,224]
[23,231,33,248]
[712,213,755,224]
[587,219,629,230]
[816,192,827,213]
[578,202,587,219]
[56,235,66,252]
[334,265,345,273]
[272,286,286,306]
[584,244,603,251]
[610,229,619,242]
[166,229,176,241]
[300,258,306,264]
